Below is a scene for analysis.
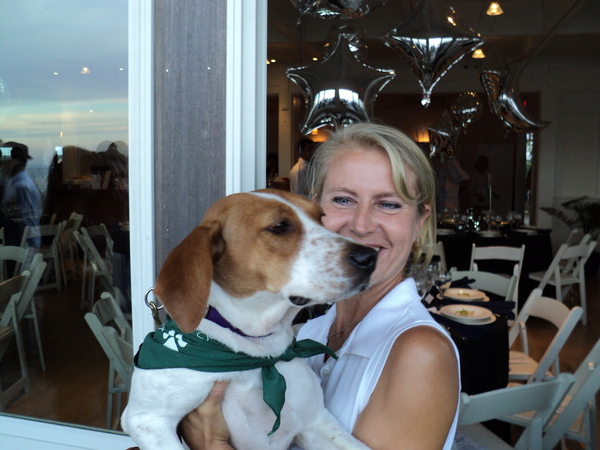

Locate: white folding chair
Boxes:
[431,241,448,271]
[21,221,67,291]
[0,245,37,282]
[508,289,583,384]
[58,212,83,285]
[469,243,525,309]
[449,268,518,318]
[82,224,114,262]
[85,305,133,429]
[74,230,114,310]
[92,292,132,344]
[528,241,597,325]
[0,273,31,410]
[456,373,574,450]
[505,337,600,450]
[17,254,47,372]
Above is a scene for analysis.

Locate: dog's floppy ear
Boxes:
[154,221,225,333]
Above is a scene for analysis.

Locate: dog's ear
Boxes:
[154,221,225,333]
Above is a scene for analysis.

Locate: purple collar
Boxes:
[205,306,271,338]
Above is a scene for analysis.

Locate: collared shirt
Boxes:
[3,169,42,227]
[298,278,460,449]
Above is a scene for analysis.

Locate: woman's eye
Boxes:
[380,201,401,210]
[333,196,351,205]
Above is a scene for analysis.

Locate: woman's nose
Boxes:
[349,204,376,236]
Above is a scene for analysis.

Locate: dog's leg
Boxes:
[121,369,215,450]
[294,410,371,450]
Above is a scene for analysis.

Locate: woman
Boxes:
[182,123,460,449]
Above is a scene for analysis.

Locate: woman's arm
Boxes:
[179,381,234,450]
[353,326,459,450]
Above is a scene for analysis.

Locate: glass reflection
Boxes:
[0,0,129,430]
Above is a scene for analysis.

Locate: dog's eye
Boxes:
[267,220,293,235]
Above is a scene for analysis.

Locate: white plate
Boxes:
[440,304,493,323]
[443,288,486,301]
[517,228,537,235]
[477,230,502,237]
[436,229,455,236]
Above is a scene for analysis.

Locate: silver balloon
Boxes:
[287,30,395,135]
[428,110,460,158]
[290,0,389,20]
[323,20,368,61]
[480,63,550,133]
[450,92,482,129]
[380,0,484,107]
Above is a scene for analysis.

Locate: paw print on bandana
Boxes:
[162,329,188,352]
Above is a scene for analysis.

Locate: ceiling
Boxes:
[267,0,600,71]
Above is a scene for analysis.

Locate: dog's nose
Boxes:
[349,245,378,272]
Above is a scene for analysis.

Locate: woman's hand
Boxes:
[180,381,233,450]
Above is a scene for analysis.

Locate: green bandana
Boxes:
[134,316,337,435]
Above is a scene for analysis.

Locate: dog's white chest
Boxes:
[223,358,325,449]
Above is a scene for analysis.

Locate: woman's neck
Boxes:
[327,275,405,351]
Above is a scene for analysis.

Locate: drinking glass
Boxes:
[434,270,452,296]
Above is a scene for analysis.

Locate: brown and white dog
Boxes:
[121,189,377,449]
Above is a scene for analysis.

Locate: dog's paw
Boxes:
[162,329,188,352]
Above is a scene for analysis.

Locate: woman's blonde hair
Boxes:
[308,123,436,270]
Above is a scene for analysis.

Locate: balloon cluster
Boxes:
[428,92,482,157]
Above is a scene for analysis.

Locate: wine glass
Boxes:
[514,213,523,228]
[415,271,434,300]
[434,270,452,297]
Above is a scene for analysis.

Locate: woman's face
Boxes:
[319,147,431,289]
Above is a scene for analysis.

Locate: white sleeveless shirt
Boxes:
[298,278,460,449]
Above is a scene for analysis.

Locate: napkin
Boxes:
[429,312,495,341]
[440,299,516,320]
[449,277,475,289]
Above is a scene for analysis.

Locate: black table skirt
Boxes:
[438,230,553,310]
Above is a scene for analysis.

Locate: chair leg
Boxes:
[27,302,46,371]
[579,278,587,325]
[54,252,61,292]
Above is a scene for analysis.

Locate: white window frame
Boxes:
[0,0,265,446]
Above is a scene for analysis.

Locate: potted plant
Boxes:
[541,196,600,275]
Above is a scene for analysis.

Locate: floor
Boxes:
[1,264,599,447]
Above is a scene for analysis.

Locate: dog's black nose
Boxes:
[349,245,378,272]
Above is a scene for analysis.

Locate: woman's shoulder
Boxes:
[388,325,457,370]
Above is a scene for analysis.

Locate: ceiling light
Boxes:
[486,2,503,16]
[472,49,486,59]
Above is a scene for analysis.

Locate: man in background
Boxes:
[290,138,315,197]
[435,149,469,213]
[2,141,43,247]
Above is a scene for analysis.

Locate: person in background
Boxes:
[435,149,469,213]
[180,123,460,450]
[1,141,43,248]
[289,138,315,197]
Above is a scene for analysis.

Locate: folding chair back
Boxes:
[457,373,574,449]
[508,289,582,383]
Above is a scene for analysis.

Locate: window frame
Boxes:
[0,0,265,445]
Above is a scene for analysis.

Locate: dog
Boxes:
[121,189,377,449]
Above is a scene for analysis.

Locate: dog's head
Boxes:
[154,189,377,333]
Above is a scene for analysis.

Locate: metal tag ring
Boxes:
[144,287,164,310]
